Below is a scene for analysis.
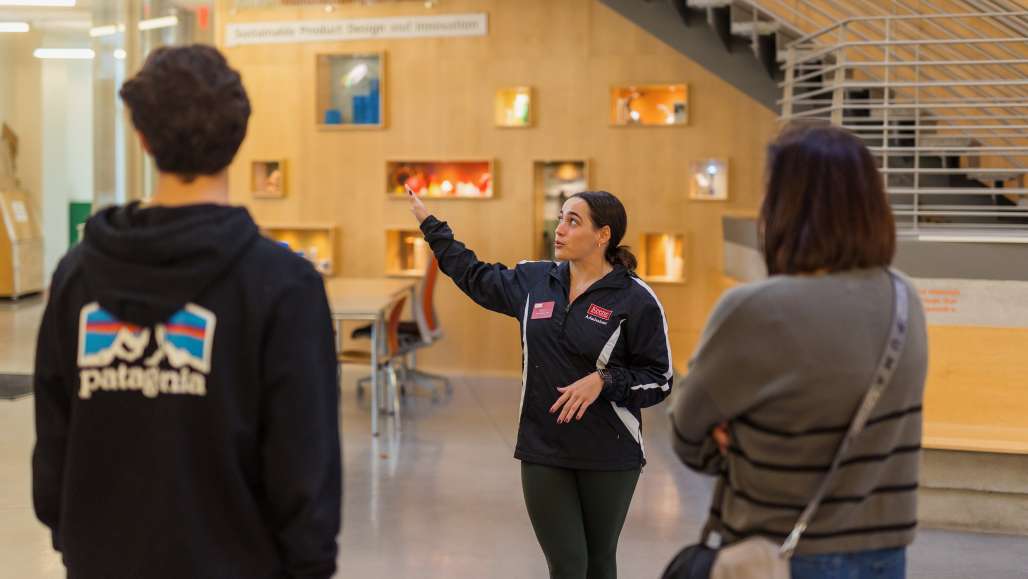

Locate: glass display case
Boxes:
[261,224,337,276]
[534,160,590,260]
[689,158,729,201]
[316,52,384,129]
[637,233,686,284]
[495,87,533,128]
[387,160,494,199]
[610,84,688,126]
[251,160,287,199]
[386,229,430,277]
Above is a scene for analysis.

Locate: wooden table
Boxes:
[324,277,417,436]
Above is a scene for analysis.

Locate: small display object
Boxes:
[689,158,729,201]
[386,230,430,277]
[638,233,686,284]
[534,160,590,260]
[316,52,384,129]
[0,189,44,298]
[387,160,494,199]
[251,160,287,199]
[495,87,533,128]
[610,84,688,126]
[0,125,43,298]
[261,224,337,276]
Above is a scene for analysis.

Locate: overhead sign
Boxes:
[225,13,488,47]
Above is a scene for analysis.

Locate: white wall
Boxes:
[0,31,94,279]
[41,55,93,276]
[0,31,43,237]
[0,38,11,126]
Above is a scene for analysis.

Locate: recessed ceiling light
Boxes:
[113,48,126,60]
[0,1,76,6]
[89,25,118,37]
[33,48,94,60]
[0,22,30,33]
[138,16,178,31]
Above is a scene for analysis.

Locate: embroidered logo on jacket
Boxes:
[586,304,613,325]
[77,302,217,400]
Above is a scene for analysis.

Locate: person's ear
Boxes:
[598,225,612,248]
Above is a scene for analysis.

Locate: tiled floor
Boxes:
[0,297,43,375]
[1,300,1027,578]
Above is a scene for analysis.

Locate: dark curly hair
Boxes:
[119,45,251,183]
[568,191,638,272]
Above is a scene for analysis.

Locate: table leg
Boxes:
[370,313,380,437]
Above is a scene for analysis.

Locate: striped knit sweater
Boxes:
[671,268,928,556]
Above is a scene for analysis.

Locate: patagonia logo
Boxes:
[586,304,613,325]
[76,302,217,400]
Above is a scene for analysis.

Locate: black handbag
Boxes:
[662,272,910,579]
[661,542,717,579]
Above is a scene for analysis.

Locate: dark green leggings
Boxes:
[521,462,641,579]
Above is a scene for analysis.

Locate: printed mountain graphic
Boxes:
[78,303,217,373]
[78,305,151,368]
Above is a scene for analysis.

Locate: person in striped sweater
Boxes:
[672,124,928,579]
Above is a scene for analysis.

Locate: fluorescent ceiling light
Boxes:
[0,1,75,6]
[34,48,94,60]
[138,16,178,31]
[0,22,30,32]
[89,24,118,37]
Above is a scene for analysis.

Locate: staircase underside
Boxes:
[599,0,782,112]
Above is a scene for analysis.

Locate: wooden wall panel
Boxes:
[923,325,1028,453]
[219,0,780,376]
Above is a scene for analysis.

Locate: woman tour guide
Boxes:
[408,185,674,579]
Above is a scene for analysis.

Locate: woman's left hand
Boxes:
[712,422,731,456]
[550,372,604,424]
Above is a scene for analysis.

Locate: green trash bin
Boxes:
[69,201,91,247]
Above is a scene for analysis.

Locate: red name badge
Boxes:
[531,301,555,320]
[587,304,613,321]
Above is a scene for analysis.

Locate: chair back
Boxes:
[386,295,408,357]
[413,256,443,342]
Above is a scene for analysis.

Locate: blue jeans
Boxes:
[790,547,906,579]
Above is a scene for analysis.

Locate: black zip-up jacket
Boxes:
[32,202,341,579]
[421,216,673,470]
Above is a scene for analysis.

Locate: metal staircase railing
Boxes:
[622,1,1026,239]
[773,8,1028,239]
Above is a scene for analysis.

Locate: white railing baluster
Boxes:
[753,2,1028,237]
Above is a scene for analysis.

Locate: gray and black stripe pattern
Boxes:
[671,268,929,557]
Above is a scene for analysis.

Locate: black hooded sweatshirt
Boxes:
[32,202,341,579]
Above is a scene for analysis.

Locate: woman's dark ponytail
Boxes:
[609,245,638,272]
[570,191,637,273]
